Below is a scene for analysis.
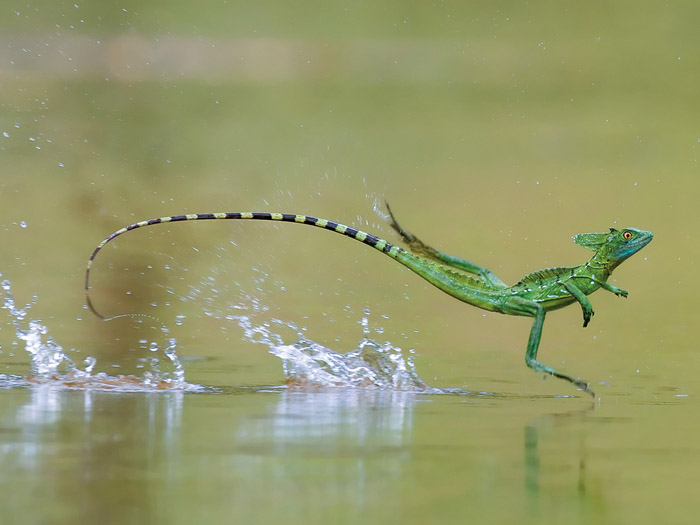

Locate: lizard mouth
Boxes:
[631,231,653,249]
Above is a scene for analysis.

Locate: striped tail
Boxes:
[85,212,405,318]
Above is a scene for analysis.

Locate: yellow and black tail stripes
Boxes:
[85,212,403,318]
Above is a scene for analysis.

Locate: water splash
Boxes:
[0,276,197,392]
[227,304,438,392]
[2,279,76,378]
[1,269,436,393]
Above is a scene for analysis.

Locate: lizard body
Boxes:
[85,207,652,396]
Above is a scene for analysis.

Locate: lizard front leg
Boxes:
[598,280,628,298]
[563,281,595,327]
[573,275,628,297]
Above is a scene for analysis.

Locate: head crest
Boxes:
[572,231,609,251]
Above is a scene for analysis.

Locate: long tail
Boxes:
[85,210,497,319]
[85,212,407,318]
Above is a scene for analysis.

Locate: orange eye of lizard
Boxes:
[623,231,632,240]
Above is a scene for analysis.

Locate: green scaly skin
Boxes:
[85,206,653,396]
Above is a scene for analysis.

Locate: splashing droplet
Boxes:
[0,278,199,391]
[230,306,437,392]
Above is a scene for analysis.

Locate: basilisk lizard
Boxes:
[85,205,652,396]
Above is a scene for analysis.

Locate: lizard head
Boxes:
[573,227,653,263]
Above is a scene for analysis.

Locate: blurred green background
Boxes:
[1,1,699,523]
[2,0,696,386]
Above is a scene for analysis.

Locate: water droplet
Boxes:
[83,356,96,373]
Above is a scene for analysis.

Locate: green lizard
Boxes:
[85,206,652,396]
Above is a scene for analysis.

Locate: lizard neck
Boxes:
[586,251,615,278]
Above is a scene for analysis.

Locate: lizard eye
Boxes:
[623,231,632,240]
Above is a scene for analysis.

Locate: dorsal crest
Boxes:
[518,266,574,287]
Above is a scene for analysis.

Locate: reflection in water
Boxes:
[241,388,416,444]
[524,424,539,496]
[524,407,594,517]
[1,385,184,522]
[231,388,419,519]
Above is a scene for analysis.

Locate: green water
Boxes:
[2,1,699,523]
[2,386,697,524]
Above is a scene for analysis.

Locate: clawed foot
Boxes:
[605,283,628,297]
[542,371,595,397]
[530,359,596,398]
[553,373,595,398]
[571,377,595,398]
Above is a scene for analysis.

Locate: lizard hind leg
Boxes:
[385,202,508,289]
[503,296,594,397]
